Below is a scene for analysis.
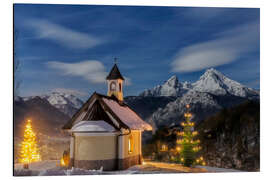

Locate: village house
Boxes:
[62,63,152,171]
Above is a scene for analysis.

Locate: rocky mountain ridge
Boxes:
[140,68,259,98]
[135,68,259,128]
[139,75,191,97]
[192,68,258,98]
[22,91,84,117]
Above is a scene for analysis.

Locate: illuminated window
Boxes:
[161,144,168,152]
[128,135,134,153]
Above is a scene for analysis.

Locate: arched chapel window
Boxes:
[128,135,134,154]
[110,82,116,91]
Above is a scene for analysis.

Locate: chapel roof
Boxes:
[62,92,152,131]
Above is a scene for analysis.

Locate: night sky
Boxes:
[14,4,260,100]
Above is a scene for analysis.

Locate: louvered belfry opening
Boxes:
[82,100,118,130]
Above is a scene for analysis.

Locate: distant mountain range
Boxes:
[15,68,259,130]
[140,68,259,98]
[130,68,259,128]
[22,91,84,117]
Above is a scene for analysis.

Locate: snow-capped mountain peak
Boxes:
[203,68,223,76]
[192,68,258,97]
[139,75,190,97]
[140,68,259,98]
[41,91,83,109]
[196,68,232,86]
[165,75,179,87]
[192,68,229,95]
[23,91,84,117]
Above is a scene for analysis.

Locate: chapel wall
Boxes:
[74,135,117,161]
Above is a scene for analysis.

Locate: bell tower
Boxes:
[106,59,125,101]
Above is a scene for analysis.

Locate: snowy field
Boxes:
[14,160,242,176]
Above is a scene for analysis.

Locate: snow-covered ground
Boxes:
[14,160,242,176]
[14,160,136,176]
[15,160,59,171]
[196,166,241,173]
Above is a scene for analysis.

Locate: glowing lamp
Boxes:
[60,157,66,167]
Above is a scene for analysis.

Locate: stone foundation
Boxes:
[72,155,142,171]
[118,155,142,170]
[74,159,117,171]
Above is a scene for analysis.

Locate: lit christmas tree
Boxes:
[20,119,41,168]
[176,104,205,167]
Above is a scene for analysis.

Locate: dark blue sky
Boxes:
[14,4,260,100]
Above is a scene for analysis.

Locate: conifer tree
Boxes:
[176,104,205,167]
[20,119,41,168]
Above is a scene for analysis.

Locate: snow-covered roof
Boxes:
[63,92,152,131]
[71,121,116,132]
[102,98,152,131]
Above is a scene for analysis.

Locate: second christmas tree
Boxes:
[176,104,205,167]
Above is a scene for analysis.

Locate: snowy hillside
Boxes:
[151,90,222,127]
[23,91,84,117]
[140,68,259,98]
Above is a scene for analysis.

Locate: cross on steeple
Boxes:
[114,57,118,64]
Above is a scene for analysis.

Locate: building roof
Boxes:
[102,98,152,130]
[106,64,125,80]
[62,92,152,131]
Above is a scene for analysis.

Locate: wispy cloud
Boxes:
[47,60,132,85]
[51,88,88,97]
[25,19,104,49]
[47,60,107,83]
[181,7,228,20]
[171,22,259,73]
